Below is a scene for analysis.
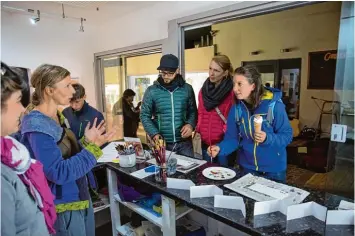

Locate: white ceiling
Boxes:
[56,1,109,10]
[2,1,157,22]
[55,1,157,19]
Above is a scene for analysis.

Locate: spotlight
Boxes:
[250,50,262,56]
[280,48,291,53]
[30,10,40,24]
[30,17,40,24]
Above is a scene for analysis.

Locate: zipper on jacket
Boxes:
[253,142,259,171]
[241,119,249,139]
[158,85,179,142]
[170,91,176,143]
[208,112,212,145]
[79,122,83,137]
[241,102,253,139]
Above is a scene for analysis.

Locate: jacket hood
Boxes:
[261,87,283,102]
[21,110,63,142]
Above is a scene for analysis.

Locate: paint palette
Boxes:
[202,167,236,180]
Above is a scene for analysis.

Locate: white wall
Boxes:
[1,2,100,106]
[1,1,239,108]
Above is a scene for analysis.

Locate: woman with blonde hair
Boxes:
[20,64,115,236]
[195,55,235,166]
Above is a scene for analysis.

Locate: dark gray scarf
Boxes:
[202,76,233,111]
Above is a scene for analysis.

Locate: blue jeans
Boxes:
[52,200,95,236]
[201,143,228,167]
[240,167,286,183]
[166,138,194,158]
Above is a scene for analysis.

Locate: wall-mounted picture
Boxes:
[308,50,337,89]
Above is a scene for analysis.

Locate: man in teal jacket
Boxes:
[140,54,197,157]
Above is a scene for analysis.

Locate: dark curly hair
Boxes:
[1,62,28,111]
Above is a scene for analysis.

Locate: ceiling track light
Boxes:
[2,5,87,32]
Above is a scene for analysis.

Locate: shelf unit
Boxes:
[114,194,192,228]
[107,168,191,236]
[116,222,134,236]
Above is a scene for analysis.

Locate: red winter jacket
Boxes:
[196,90,234,146]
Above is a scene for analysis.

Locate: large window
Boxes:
[185,72,208,106]
[94,41,163,142]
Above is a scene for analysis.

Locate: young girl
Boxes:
[208,66,293,182]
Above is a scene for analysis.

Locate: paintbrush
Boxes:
[166,142,177,163]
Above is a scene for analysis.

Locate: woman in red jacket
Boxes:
[195,55,234,166]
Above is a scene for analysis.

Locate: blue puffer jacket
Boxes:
[140,76,197,143]
[218,87,293,172]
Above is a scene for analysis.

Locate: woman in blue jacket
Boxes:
[21,64,115,236]
[208,66,293,182]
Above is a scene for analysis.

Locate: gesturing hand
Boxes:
[84,118,116,146]
[94,126,117,147]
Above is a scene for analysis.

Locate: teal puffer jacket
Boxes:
[140,77,197,143]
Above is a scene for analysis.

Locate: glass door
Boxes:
[325,1,354,199]
[125,53,161,143]
[101,56,124,141]
[95,43,163,143]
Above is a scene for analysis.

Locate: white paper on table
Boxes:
[190,185,223,198]
[124,137,141,142]
[248,183,289,200]
[224,173,309,204]
[338,200,355,210]
[147,152,206,174]
[167,178,195,190]
[326,210,355,225]
[287,202,327,222]
[254,197,294,216]
[130,166,157,179]
[148,152,194,167]
[214,195,246,217]
[97,142,124,163]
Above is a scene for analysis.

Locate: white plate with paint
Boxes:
[202,167,236,180]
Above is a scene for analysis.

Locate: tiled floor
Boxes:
[286,164,315,186]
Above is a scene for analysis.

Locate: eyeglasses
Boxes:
[159,71,175,77]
